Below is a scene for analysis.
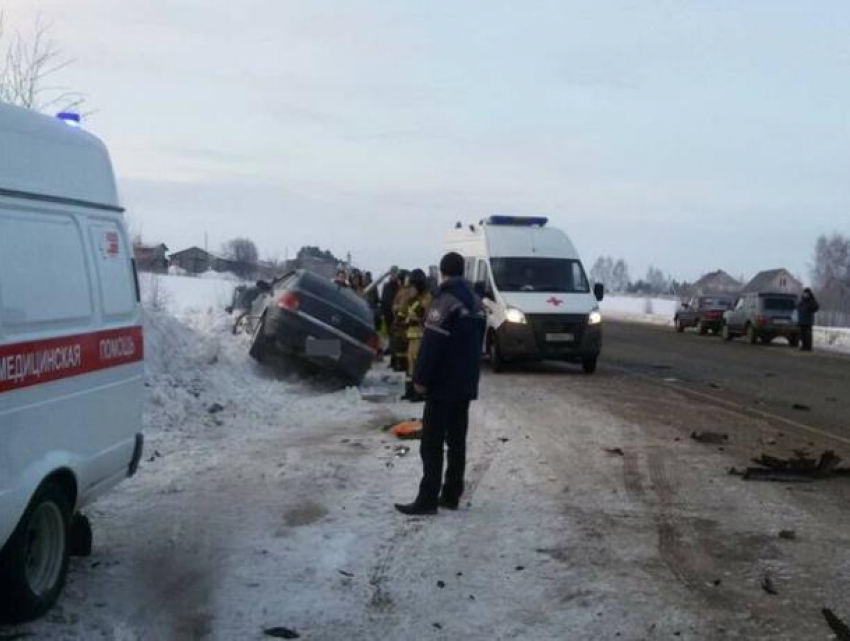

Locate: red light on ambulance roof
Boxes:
[277,290,300,311]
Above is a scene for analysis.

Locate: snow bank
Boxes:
[601,294,677,326]
[140,273,243,315]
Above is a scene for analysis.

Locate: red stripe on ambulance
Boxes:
[0,326,143,393]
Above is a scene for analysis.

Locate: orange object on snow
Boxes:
[388,420,422,440]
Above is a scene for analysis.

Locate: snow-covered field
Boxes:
[602,294,850,354]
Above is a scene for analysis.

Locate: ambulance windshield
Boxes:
[490,257,590,293]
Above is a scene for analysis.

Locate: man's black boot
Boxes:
[394,501,438,515]
[439,495,459,511]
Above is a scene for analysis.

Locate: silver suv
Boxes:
[722,292,800,346]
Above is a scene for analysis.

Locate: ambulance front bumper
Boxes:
[496,314,602,362]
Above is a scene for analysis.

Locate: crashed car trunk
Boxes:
[248,270,379,385]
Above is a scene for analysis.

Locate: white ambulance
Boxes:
[0,103,144,621]
[446,215,604,373]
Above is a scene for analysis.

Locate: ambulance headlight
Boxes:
[588,310,602,325]
[505,307,527,324]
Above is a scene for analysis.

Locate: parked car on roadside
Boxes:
[721,292,800,346]
[674,295,735,335]
[247,270,379,385]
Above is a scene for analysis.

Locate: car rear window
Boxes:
[699,297,732,308]
[763,297,796,311]
[295,272,373,324]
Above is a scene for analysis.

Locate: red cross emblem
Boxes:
[547,296,563,307]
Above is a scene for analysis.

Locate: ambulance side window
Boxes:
[0,210,93,333]
[88,220,135,321]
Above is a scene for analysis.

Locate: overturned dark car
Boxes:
[247,270,379,385]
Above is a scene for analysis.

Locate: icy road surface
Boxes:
[3,307,850,640]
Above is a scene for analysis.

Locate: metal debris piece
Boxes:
[691,431,728,444]
[604,447,625,456]
[263,627,300,639]
[761,575,778,595]
[822,608,850,641]
[732,451,850,482]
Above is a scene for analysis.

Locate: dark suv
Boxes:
[674,295,735,335]
[721,292,800,346]
[248,270,379,384]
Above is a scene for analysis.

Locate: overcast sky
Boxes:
[6,1,850,282]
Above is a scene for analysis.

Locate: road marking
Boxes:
[607,364,850,448]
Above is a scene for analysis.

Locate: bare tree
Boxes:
[223,238,259,279]
[0,11,86,113]
[811,232,850,290]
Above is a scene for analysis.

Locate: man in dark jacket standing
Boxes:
[395,252,486,515]
[797,288,820,352]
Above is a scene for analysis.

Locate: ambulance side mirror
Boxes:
[593,283,605,302]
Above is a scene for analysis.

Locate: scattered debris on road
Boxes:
[761,575,778,595]
[791,403,811,411]
[263,627,300,639]
[392,445,411,458]
[498,437,510,443]
[207,402,225,414]
[337,569,355,578]
[691,431,729,444]
[822,608,850,641]
[730,451,850,482]
[387,419,422,440]
[604,447,625,456]
[778,530,797,541]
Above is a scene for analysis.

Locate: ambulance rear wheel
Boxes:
[489,335,505,373]
[0,481,71,623]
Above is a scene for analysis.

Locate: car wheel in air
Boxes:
[581,356,597,374]
[249,315,270,361]
[0,482,71,623]
[232,312,249,335]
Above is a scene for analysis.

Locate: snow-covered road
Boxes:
[2,280,850,639]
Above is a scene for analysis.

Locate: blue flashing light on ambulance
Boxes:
[447,215,604,373]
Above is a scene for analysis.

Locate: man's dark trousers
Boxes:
[417,399,471,506]
[800,324,813,351]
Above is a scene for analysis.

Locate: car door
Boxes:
[728,297,746,330]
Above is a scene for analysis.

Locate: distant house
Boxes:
[169,246,241,276]
[742,269,803,295]
[687,270,742,297]
[133,242,169,273]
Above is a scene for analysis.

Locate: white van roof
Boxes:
[484,222,579,259]
[0,102,120,209]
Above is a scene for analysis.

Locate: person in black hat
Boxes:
[395,252,486,515]
[797,287,820,352]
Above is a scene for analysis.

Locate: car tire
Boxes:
[675,318,685,333]
[249,315,270,361]
[489,334,505,373]
[232,312,249,335]
[789,335,800,348]
[0,482,71,623]
[761,334,773,345]
[722,323,733,341]
[746,324,758,345]
[698,322,708,335]
[581,356,597,374]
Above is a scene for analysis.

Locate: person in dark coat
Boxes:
[797,288,820,352]
[380,267,400,334]
[395,252,486,516]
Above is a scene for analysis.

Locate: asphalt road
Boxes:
[601,320,850,443]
